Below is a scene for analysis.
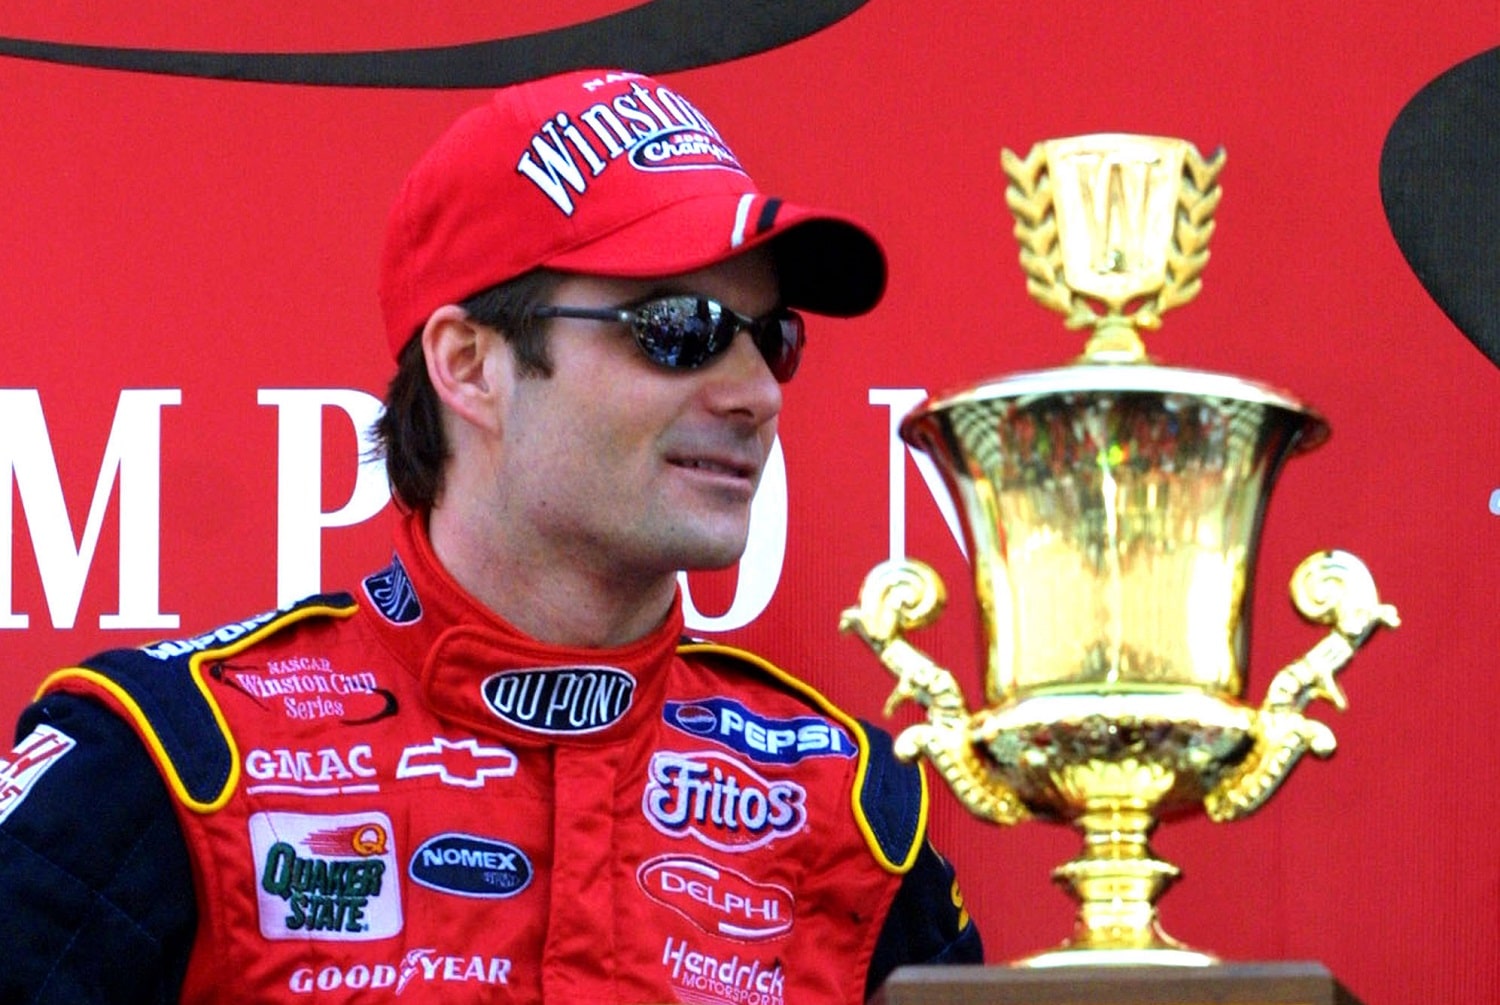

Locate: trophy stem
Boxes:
[1020,802,1217,967]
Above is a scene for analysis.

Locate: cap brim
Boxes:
[543,194,887,318]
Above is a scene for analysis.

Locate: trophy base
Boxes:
[1018,923,1218,968]
[1020,946,1219,968]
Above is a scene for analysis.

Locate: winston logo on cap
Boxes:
[515,76,745,215]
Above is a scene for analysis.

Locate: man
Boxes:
[0,69,980,1003]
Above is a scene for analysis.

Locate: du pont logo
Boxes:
[638,854,793,942]
[481,666,635,735]
[643,750,806,853]
[250,811,402,942]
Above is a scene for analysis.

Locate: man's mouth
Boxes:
[668,454,759,482]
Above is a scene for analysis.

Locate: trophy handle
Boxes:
[840,559,1030,825]
[1205,550,1399,822]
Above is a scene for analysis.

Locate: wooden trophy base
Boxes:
[872,961,1364,1005]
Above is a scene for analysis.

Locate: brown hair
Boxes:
[371,269,564,510]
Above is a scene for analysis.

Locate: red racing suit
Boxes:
[1,513,979,1004]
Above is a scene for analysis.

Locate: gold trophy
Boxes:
[841,135,1399,966]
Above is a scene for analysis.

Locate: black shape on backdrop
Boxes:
[0,1,871,87]
[1381,46,1500,369]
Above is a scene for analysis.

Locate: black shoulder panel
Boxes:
[676,642,928,872]
[855,720,928,872]
[36,593,357,812]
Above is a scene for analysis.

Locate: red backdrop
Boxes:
[2,3,1496,1003]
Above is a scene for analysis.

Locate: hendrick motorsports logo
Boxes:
[251,811,401,941]
[662,935,785,1005]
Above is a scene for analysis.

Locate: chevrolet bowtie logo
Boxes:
[396,736,518,789]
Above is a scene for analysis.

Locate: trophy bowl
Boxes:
[842,135,1397,966]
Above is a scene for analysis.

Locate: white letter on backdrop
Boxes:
[868,388,966,562]
[258,389,391,608]
[0,388,180,630]
[680,436,787,632]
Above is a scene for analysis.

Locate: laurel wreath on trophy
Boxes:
[1002,142,1226,336]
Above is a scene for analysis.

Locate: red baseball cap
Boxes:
[379,68,887,357]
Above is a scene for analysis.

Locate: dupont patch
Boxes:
[0,726,75,826]
[409,833,533,898]
[643,750,806,853]
[481,666,635,735]
[663,698,855,765]
[251,811,402,941]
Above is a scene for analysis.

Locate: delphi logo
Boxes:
[637,854,794,942]
[251,811,402,941]
[482,666,636,735]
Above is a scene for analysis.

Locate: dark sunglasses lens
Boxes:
[756,313,805,382]
[632,298,728,369]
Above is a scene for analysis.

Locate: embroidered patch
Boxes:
[0,726,76,827]
[663,697,854,765]
[642,750,806,852]
[251,811,403,941]
[481,666,635,734]
[638,853,793,942]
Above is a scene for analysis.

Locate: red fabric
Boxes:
[60,515,906,1003]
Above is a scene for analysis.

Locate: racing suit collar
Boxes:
[360,511,682,747]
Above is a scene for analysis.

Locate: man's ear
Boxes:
[421,305,511,435]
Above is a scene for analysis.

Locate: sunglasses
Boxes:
[533,295,806,383]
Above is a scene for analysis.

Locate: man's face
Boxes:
[494,247,784,585]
